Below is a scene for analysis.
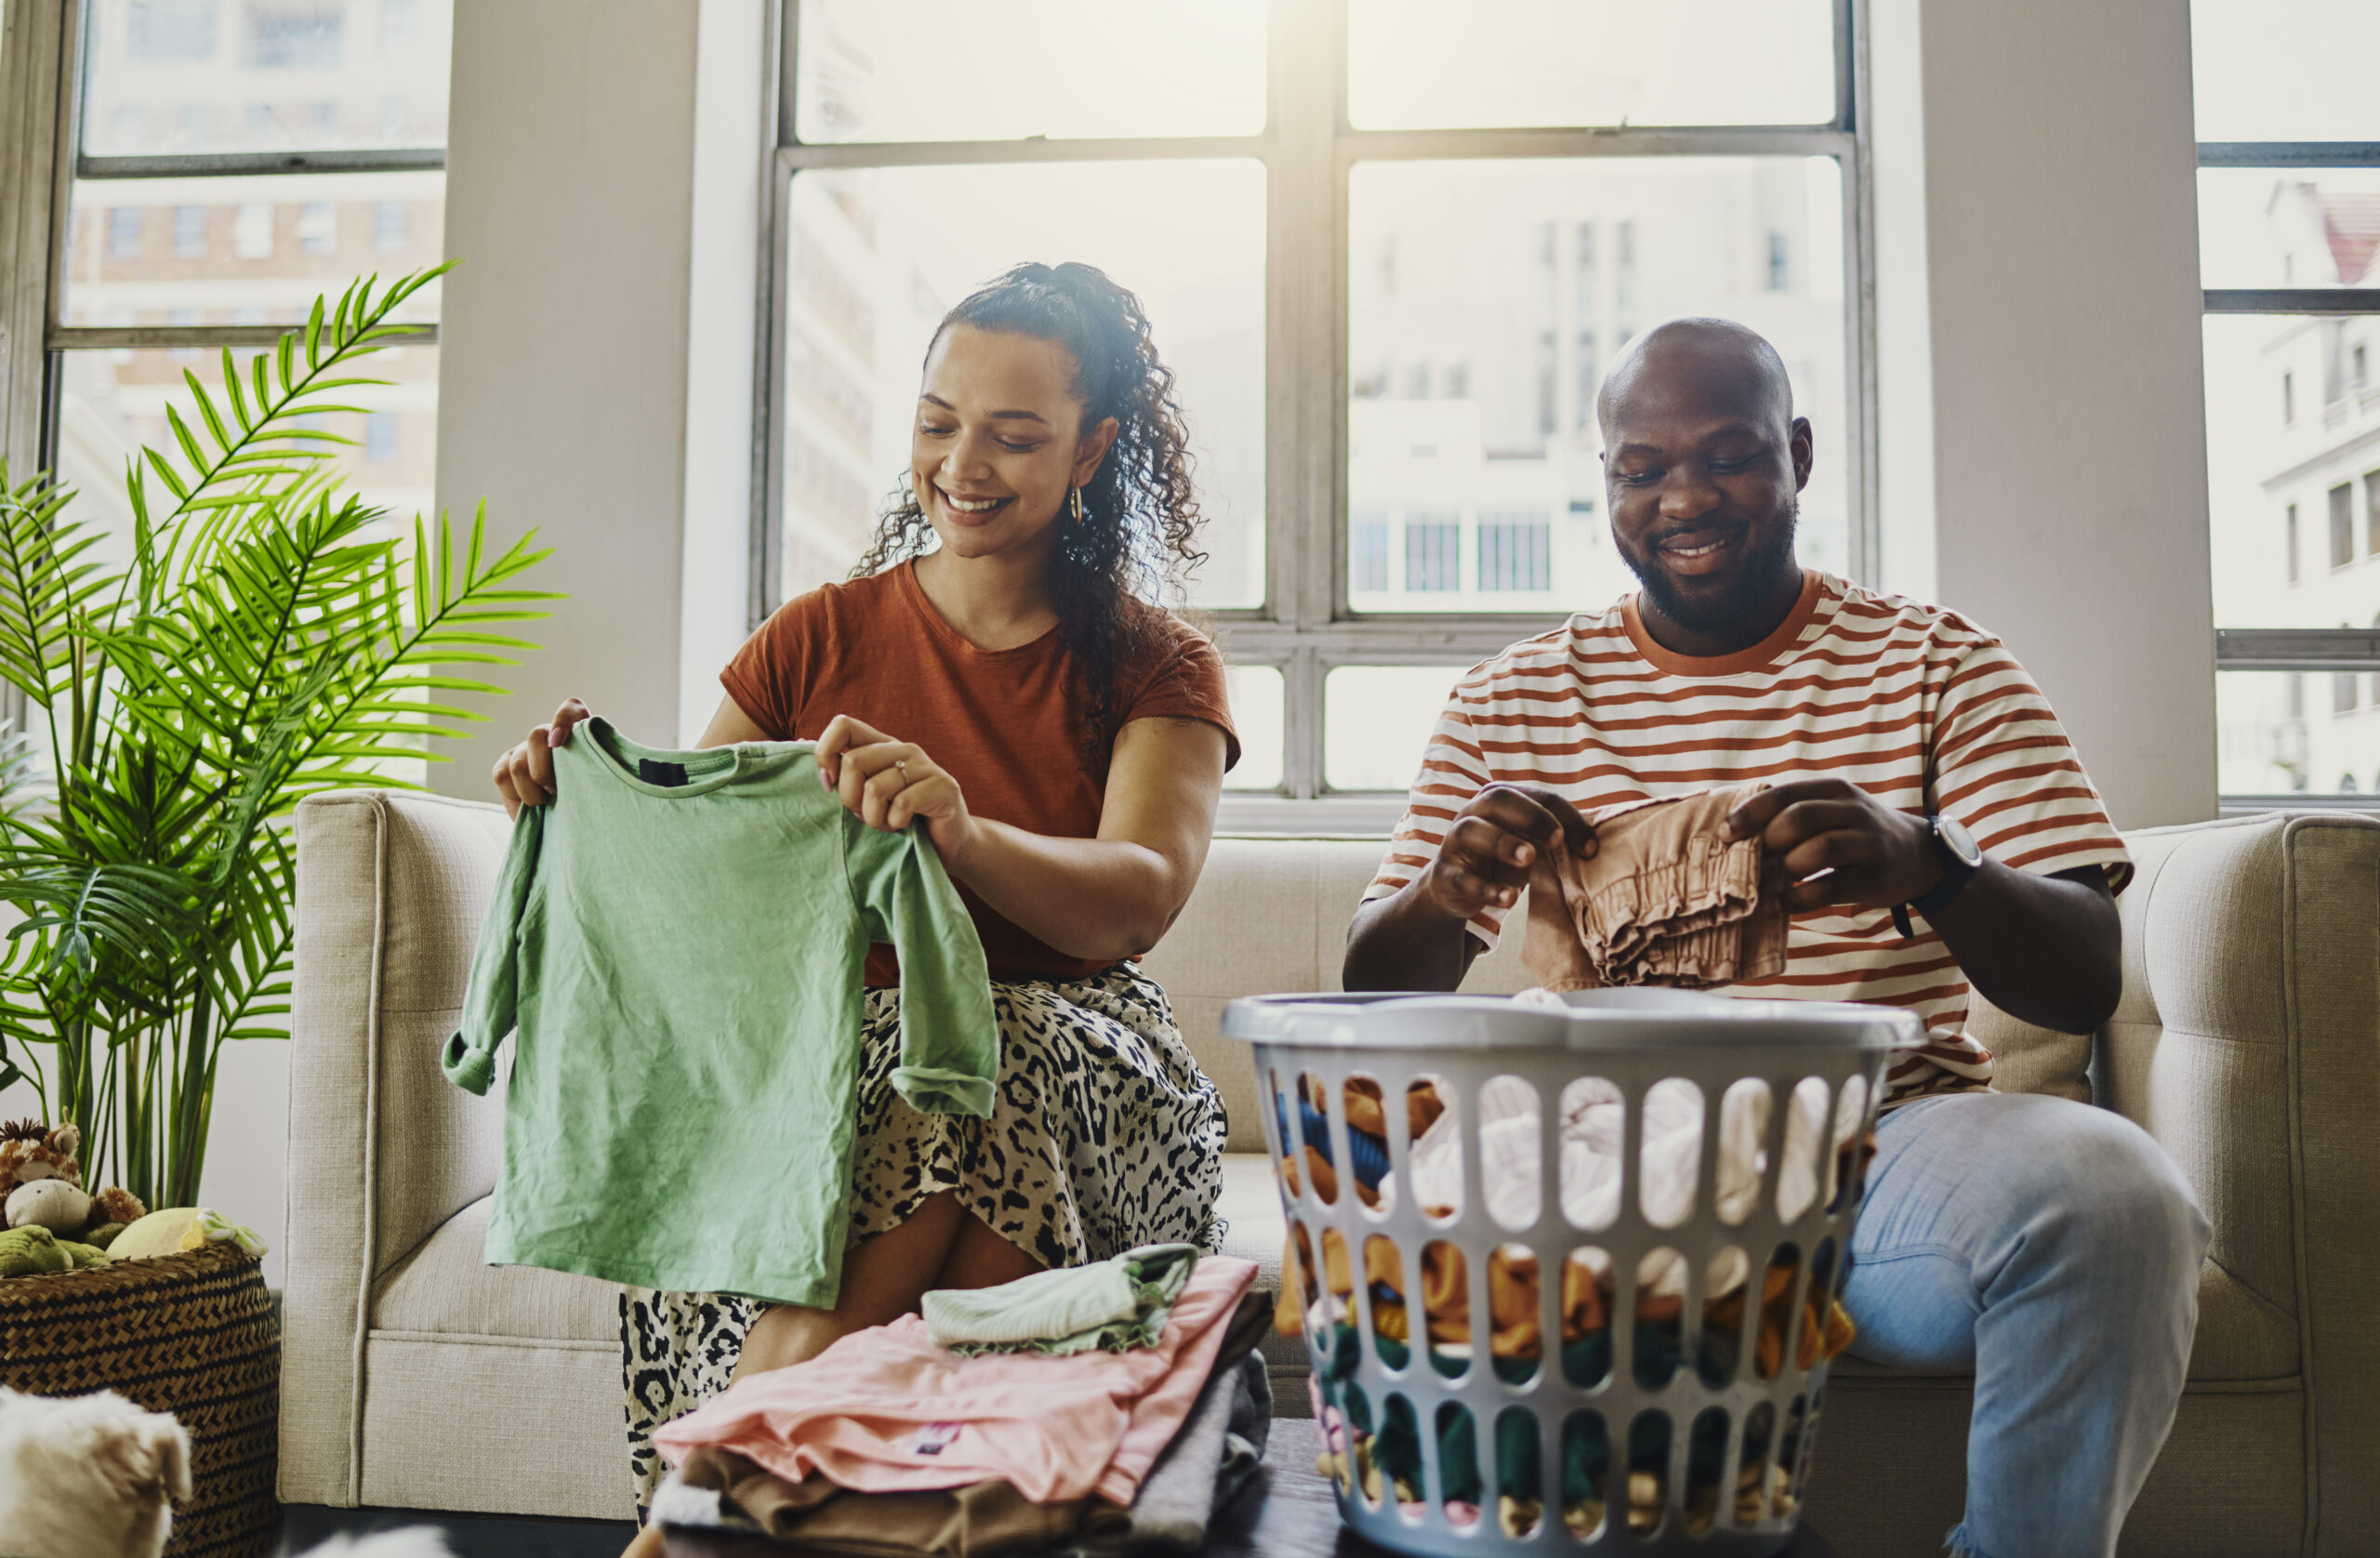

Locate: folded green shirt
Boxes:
[443,720,998,1308]
[924,1244,1199,1355]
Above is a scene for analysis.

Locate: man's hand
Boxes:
[1725,778,1942,913]
[1347,782,1595,992]
[1421,784,1597,921]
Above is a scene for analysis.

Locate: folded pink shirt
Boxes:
[651,1256,1258,1506]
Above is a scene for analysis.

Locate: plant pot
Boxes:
[0,1240,280,1557]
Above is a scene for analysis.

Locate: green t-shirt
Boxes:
[443,719,998,1306]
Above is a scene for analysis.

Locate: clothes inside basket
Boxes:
[1273,1069,1868,1385]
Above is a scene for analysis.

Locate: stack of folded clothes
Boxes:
[651,1247,1267,1558]
[1276,1073,1865,1538]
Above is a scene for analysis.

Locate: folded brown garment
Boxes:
[673,1449,1122,1558]
[1521,784,1788,991]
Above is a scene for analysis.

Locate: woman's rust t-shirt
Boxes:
[721,561,1239,984]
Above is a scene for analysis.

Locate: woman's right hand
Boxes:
[493,697,592,820]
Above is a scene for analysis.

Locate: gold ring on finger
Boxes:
[896,759,910,785]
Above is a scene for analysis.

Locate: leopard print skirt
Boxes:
[620,964,1226,1518]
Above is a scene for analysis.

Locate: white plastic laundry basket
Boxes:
[1226,988,1914,1558]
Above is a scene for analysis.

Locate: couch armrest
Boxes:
[2096,812,2380,1551]
[280,789,515,1505]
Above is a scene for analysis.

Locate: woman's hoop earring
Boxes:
[1070,485,1085,527]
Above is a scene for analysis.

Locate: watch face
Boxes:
[1937,815,1983,868]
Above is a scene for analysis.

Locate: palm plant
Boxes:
[0,262,556,1208]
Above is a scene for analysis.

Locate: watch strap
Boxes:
[1893,817,1978,940]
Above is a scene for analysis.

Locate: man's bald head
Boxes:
[1594,316,1814,651]
[1596,317,1795,445]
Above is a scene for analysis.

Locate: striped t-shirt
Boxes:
[1366,569,2133,1107]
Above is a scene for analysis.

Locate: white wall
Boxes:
[1909,0,2216,827]
[429,0,744,790]
[676,0,766,745]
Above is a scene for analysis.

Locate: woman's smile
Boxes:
[934,484,1014,525]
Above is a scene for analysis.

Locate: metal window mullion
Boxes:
[1335,126,1857,163]
[2204,289,2380,315]
[1284,640,1325,800]
[1845,0,1879,583]
[2215,627,2380,671]
[2197,142,2380,169]
[75,149,446,179]
[1214,614,1572,666]
[48,323,440,350]
[750,0,789,631]
[775,136,1275,174]
[0,0,72,476]
[1263,0,1342,803]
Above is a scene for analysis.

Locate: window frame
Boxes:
[751,0,1877,828]
[1,0,447,471]
[2201,134,2380,813]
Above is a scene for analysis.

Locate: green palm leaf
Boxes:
[0,260,556,1205]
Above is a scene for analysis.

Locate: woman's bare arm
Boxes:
[817,711,1224,964]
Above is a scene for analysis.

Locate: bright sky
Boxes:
[2190,0,2380,141]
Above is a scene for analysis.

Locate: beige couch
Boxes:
[280,795,2380,1556]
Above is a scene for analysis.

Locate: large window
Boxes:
[2194,0,2380,807]
[759,0,1871,823]
[5,0,450,558]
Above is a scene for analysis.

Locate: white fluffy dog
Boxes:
[0,1386,452,1558]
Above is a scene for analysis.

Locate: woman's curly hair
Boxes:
[853,261,1207,772]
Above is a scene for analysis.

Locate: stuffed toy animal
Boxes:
[108,1208,267,1263]
[4,1179,89,1234]
[0,1123,145,1245]
[0,1119,83,1194]
[0,1226,108,1275]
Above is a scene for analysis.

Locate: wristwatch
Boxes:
[1891,814,1983,940]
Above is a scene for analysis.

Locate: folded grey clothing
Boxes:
[1064,1349,1272,1558]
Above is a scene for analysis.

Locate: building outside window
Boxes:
[28,0,453,589]
[1351,513,1391,593]
[1478,512,1553,592]
[107,207,142,257]
[1405,514,1462,593]
[296,201,336,254]
[244,3,345,70]
[2197,0,2380,804]
[126,0,219,62]
[231,201,272,257]
[375,199,408,253]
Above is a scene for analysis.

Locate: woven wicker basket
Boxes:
[0,1241,280,1558]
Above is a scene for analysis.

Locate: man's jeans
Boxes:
[1844,1091,2211,1558]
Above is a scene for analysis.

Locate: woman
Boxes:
[491,262,1237,1539]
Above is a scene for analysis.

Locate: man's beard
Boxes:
[1624,503,1800,636]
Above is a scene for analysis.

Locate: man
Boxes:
[1344,318,2208,1558]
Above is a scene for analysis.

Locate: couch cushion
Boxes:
[1146,838,1534,1151]
[372,1197,620,1345]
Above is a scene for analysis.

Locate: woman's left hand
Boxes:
[815,714,976,865]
